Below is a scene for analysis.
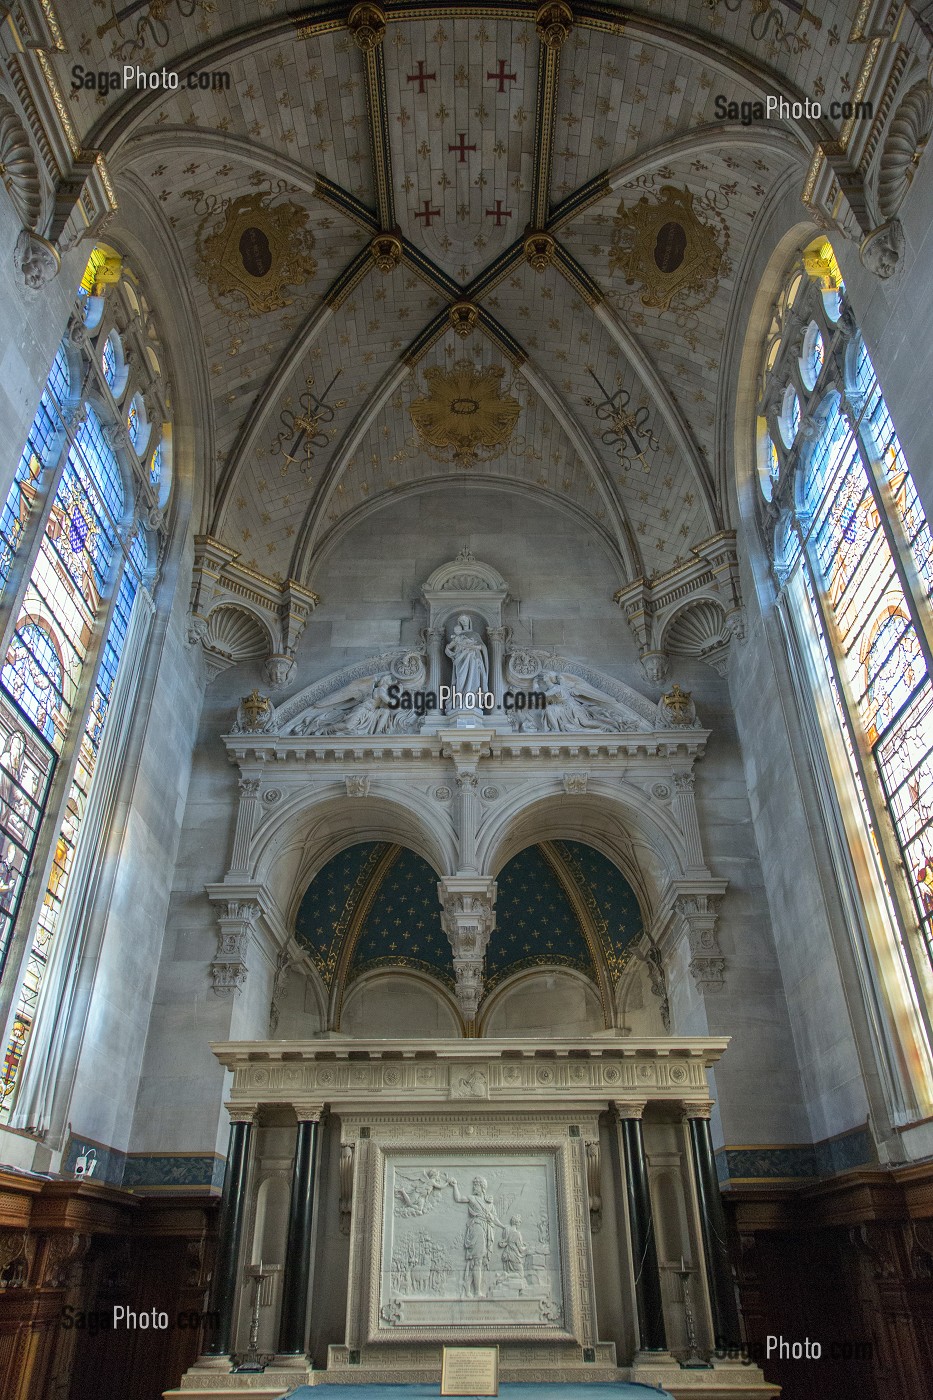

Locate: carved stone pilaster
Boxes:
[487,626,509,711]
[456,771,480,872]
[211,900,260,995]
[339,1142,355,1236]
[230,777,262,872]
[640,941,671,1033]
[585,1139,601,1233]
[425,626,445,697]
[437,874,498,1023]
[673,892,726,992]
[672,770,705,871]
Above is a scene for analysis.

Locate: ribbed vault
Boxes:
[49,0,862,591]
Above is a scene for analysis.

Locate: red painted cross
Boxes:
[485,199,512,226]
[487,59,517,92]
[406,60,437,94]
[448,132,477,163]
[414,199,442,227]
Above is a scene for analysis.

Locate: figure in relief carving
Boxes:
[536,671,632,732]
[498,1215,530,1293]
[394,1168,450,1216]
[449,1175,505,1298]
[294,673,419,735]
[445,615,489,703]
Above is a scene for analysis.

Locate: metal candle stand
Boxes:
[231,1261,280,1373]
[676,1257,711,1369]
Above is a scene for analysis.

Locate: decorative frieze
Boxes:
[212,1037,727,1111]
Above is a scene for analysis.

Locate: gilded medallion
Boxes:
[609,184,726,314]
[188,187,317,316]
[408,360,521,467]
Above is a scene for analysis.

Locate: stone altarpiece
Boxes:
[167,556,776,1397]
[168,1036,773,1400]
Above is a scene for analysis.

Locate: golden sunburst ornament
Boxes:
[408,360,521,468]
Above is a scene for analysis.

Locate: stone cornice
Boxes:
[221,728,712,765]
[211,1035,729,1112]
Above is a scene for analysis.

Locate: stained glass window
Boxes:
[0,346,69,592]
[0,243,171,1121]
[101,335,117,386]
[801,323,824,389]
[767,244,933,1072]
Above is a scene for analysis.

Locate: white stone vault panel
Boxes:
[342,1114,600,1350]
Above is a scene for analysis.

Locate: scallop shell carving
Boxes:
[202,604,268,678]
[0,96,41,230]
[662,599,728,657]
[878,81,933,219]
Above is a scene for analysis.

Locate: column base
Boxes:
[631,1353,779,1399]
[164,1357,313,1398]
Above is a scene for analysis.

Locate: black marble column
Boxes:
[278,1105,322,1355]
[686,1108,741,1348]
[206,1109,255,1356]
[616,1104,667,1352]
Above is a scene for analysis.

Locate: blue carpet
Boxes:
[279,1387,673,1400]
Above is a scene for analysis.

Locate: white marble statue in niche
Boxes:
[445,615,489,703]
[381,1154,564,1327]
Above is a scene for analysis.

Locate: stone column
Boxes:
[614,1102,667,1352]
[684,1103,741,1348]
[456,772,480,873]
[230,776,263,873]
[278,1103,324,1357]
[487,626,509,712]
[671,772,704,872]
[206,1107,256,1357]
[437,874,497,1025]
[426,627,445,697]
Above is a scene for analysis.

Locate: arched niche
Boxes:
[480,790,686,919]
[292,841,459,1032]
[479,967,604,1038]
[616,957,669,1036]
[253,795,455,927]
[341,969,462,1038]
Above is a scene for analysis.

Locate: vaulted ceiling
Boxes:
[51,0,870,588]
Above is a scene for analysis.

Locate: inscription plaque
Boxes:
[441,1345,499,1395]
